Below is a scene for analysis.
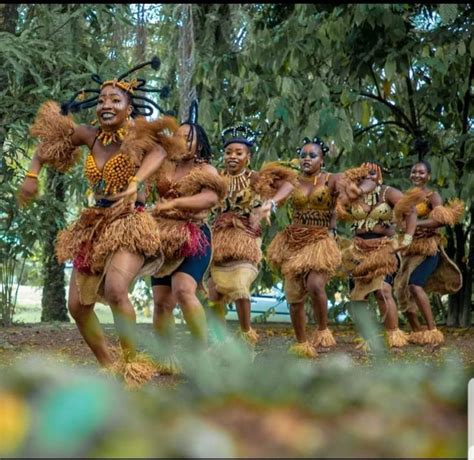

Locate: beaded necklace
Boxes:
[226,169,252,195]
[96,125,128,146]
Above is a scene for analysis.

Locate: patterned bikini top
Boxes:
[290,173,335,226]
[350,185,393,230]
[291,173,335,211]
[220,169,263,217]
[84,152,136,196]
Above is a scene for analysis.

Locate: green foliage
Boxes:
[0,340,468,457]
[2,4,472,324]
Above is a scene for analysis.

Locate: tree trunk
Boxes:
[460,205,474,327]
[447,222,469,327]
[41,169,69,322]
[134,3,146,62]
[178,3,197,121]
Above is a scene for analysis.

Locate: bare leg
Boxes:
[235,298,251,332]
[172,272,208,346]
[207,277,227,324]
[408,284,436,330]
[290,301,307,343]
[306,271,329,331]
[374,282,407,348]
[406,310,423,332]
[68,270,114,367]
[374,282,398,331]
[152,285,176,347]
[102,250,144,360]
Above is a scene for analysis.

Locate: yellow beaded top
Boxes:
[84,152,135,195]
[291,173,335,211]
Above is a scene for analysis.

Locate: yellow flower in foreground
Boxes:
[0,391,30,454]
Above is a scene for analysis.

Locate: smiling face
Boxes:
[298,143,323,176]
[224,142,251,175]
[410,162,430,186]
[96,85,132,131]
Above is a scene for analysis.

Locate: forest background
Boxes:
[1,3,472,327]
[0,4,473,458]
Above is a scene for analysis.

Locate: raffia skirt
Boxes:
[394,234,462,313]
[267,225,341,303]
[56,203,163,305]
[210,213,262,301]
[341,235,399,301]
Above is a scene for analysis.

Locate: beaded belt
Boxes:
[293,210,332,227]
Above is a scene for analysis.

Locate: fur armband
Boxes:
[253,162,299,200]
[30,101,81,172]
[429,199,465,226]
[121,116,183,167]
[175,165,228,200]
[393,187,426,226]
[336,165,370,205]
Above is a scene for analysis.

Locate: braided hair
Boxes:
[60,56,173,118]
[180,100,212,163]
[297,136,329,156]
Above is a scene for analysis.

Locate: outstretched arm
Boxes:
[17,122,94,206]
[260,180,294,223]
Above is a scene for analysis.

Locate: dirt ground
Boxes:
[1,322,473,372]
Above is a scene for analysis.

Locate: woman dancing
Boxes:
[340,162,417,350]
[150,101,227,372]
[18,57,183,385]
[394,160,463,346]
[267,137,374,358]
[207,125,296,346]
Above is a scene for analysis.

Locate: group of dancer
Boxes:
[17,58,464,385]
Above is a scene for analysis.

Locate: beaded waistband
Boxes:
[293,210,332,227]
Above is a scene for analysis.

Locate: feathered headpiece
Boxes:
[60,56,174,117]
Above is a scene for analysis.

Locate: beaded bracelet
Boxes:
[129,175,145,192]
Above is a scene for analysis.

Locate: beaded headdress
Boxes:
[221,125,259,150]
[60,56,173,118]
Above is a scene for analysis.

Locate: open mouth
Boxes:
[100,112,116,121]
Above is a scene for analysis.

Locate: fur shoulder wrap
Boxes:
[429,199,464,226]
[393,187,426,226]
[253,162,299,200]
[121,116,181,167]
[176,165,228,200]
[30,101,81,172]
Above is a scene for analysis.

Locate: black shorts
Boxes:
[408,252,440,287]
[150,224,212,287]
